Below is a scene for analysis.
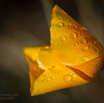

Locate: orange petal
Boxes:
[31,64,89,96]
[37,46,57,70]
[23,46,45,95]
[68,56,104,79]
[50,5,104,65]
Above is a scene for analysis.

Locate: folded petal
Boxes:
[23,47,45,94]
[32,65,89,96]
[50,5,104,65]
[67,56,104,80]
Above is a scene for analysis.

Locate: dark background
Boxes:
[0,0,104,103]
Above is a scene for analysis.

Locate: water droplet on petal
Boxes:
[80,39,87,44]
[51,76,55,79]
[79,27,87,31]
[70,33,77,39]
[74,42,78,46]
[82,57,89,62]
[90,73,94,77]
[73,80,77,83]
[56,78,59,81]
[94,64,97,67]
[44,88,46,91]
[63,28,65,32]
[64,74,72,82]
[81,47,89,51]
[49,84,53,86]
[51,33,53,36]
[59,16,62,20]
[57,23,63,27]
[67,84,71,87]
[45,46,50,49]
[37,75,45,83]
[73,74,76,77]
[73,25,77,29]
[43,46,52,53]
[69,23,71,25]
[41,46,51,53]
[33,88,38,93]
[46,77,51,82]
[60,36,67,41]
[48,49,52,53]
[94,48,99,52]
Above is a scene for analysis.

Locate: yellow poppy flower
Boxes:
[23,5,104,96]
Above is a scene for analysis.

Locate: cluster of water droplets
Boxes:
[33,68,79,94]
[56,20,102,63]
[63,73,77,86]
[56,21,91,62]
[33,75,53,94]
[41,46,52,53]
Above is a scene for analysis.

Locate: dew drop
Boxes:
[78,55,80,57]
[37,75,45,83]
[81,47,89,51]
[73,74,76,77]
[64,74,72,82]
[60,36,67,41]
[63,28,65,32]
[49,84,53,86]
[49,66,56,72]
[44,46,52,53]
[46,77,51,82]
[51,76,55,79]
[65,25,67,28]
[59,16,62,20]
[33,88,38,93]
[56,78,59,81]
[82,57,89,62]
[48,49,52,53]
[69,23,72,26]
[57,23,63,27]
[59,73,62,76]
[94,48,99,52]
[41,46,51,52]
[67,84,71,87]
[44,88,46,91]
[73,80,77,83]
[80,39,87,44]
[70,33,77,39]
[94,64,97,67]
[88,52,90,55]
[74,42,78,46]
[90,73,94,77]
[79,27,87,31]
[66,20,68,22]
[51,33,53,36]
[45,46,50,49]
[73,25,77,29]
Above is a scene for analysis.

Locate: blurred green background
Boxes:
[0,0,104,103]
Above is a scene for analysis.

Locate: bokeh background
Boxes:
[0,0,104,103]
